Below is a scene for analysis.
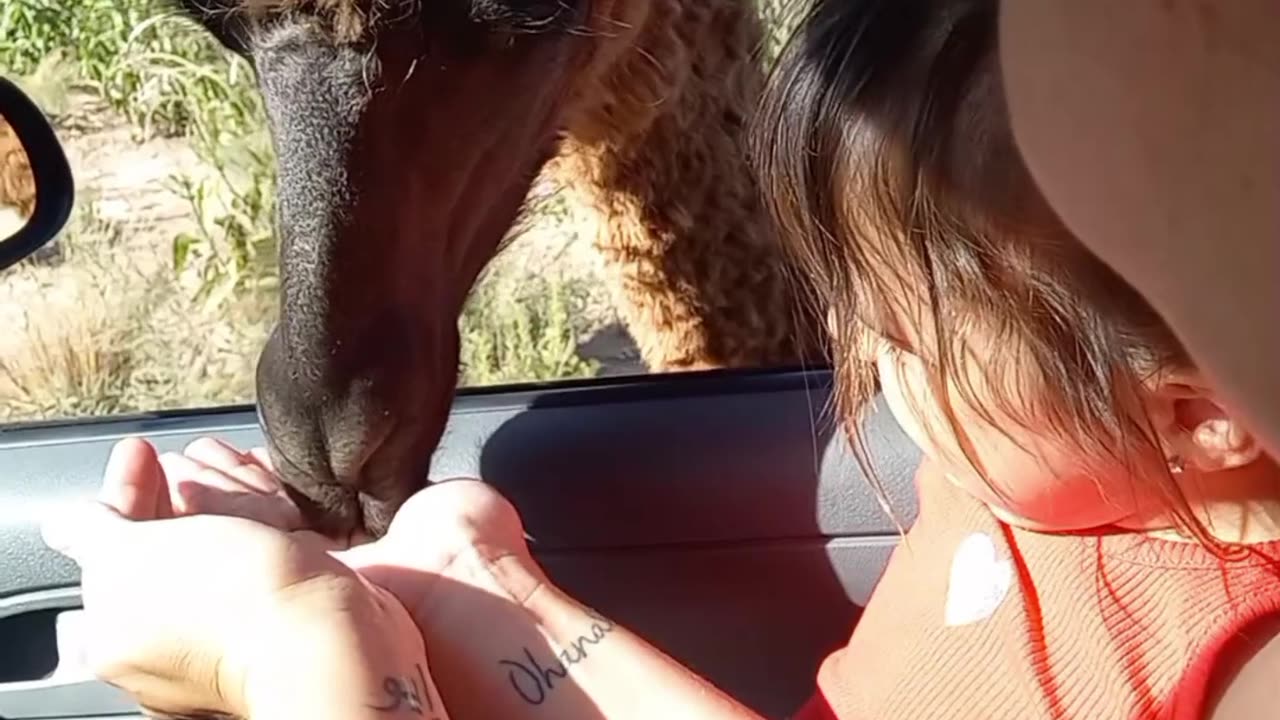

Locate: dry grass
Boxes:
[0,203,276,421]
[0,303,139,420]
[0,70,615,425]
[0,179,602,423]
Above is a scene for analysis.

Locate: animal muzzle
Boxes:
[253,326,454,540]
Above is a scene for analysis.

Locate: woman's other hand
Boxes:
[72,436,759,720]
[41,437,448,720]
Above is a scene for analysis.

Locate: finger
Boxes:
[184,438,278,494]
[158,451,252,496]
[175,482,303,530]
[160,451,271,498]
[183,437,247,469]
[158,453,255,518]
[247,447,276,474]
[98,438,172,521]
[158,450,302,528]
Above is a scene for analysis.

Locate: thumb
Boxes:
[41,500,132,566]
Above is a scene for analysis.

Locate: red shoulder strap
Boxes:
[1166,593,1280,719]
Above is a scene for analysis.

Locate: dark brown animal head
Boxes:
[176,0,647,538]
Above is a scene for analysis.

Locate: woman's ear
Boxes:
[1146,369,1264,473]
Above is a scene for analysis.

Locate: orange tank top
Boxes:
[794,461,1280,720]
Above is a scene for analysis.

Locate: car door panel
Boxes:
[0,369,921,718]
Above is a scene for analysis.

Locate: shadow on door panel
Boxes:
[472,385,921,716]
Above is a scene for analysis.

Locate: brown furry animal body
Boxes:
[239,0,822,372]
[542,0,822,370]
[0,117,36,220]
[176,0,825,538]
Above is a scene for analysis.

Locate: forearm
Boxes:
[424,551,763,720]
[248,637,447,720]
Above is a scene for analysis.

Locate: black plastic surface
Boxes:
[0,368,922,717]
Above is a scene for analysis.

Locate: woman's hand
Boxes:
[67,436,759,720]
[170,441,547,720]
[339,477,546,616]
[41,438,448,720]
[145,436,544,635]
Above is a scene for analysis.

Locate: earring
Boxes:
[1168,455,1186,475]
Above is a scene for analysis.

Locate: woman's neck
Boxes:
[1137,459,1280,544]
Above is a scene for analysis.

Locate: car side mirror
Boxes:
[0,76,74,273]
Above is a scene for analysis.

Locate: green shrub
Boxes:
[0,0,261,139]
[461,273,600,387]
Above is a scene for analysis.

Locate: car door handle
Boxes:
[0,591,142,719]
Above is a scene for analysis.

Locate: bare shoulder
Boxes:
[1204,614,1280,719]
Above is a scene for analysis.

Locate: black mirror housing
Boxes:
[0,76,74,273]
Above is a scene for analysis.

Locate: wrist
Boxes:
[479,546,552,609]
[238,581,438,719]
[468,549,619,666]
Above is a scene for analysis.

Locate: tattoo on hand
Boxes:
[498,611,617,705]
[366,663,439,717]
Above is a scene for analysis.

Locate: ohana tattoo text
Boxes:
[498,611,618,705]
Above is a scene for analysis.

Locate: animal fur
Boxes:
[205,0,825,372]
[550,0,823,370]
[0,117,36,220]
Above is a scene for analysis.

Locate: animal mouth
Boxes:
[271,447,403,542]
[308,491,385,545]
[257,386,449,541]
[258,423,361,540]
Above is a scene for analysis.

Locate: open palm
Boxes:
[103,435,538,644]
[42,437,432,718]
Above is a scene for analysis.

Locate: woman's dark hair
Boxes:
[748,0,1229,550]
